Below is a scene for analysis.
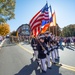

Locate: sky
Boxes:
[7,0,75,32]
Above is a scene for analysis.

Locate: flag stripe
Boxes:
[52,11,56,26]
[29,11,40,25]
[29,3,49,37]
[30,12,49,29]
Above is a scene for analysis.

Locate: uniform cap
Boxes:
[39,35,45,39]
[45,31,49,34]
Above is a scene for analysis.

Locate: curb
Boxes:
[0,39,6,48]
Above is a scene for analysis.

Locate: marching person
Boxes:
[44,31,51,45]
[53,41,59,60]
[37,35,48,73]
[31,35,38,61]
[46,41,52,69]
[50,41,56,64]
[44,31,52,69]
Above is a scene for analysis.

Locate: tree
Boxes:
[61,24,75,37]
[0,0,16,24]
[47,23,61,36]
[0,23,10,36]
[10,31,17,36]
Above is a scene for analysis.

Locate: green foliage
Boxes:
[10,31,17,36]
[0,0,16,24]
[61,24,75,37]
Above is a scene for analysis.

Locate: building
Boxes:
[17,24,30,36]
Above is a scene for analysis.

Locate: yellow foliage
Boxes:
[0,23,10,36]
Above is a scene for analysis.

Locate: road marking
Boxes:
[61,66,75,72]
[62,64,75,70]
[18,44,75,72]
[18,44,33,54]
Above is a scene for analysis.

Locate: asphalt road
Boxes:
[0,39,75,75]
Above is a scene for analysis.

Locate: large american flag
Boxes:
[29,3,49,37]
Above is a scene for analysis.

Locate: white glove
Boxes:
[44,50,47,54]
[48,48,51,51]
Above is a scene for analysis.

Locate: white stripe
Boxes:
[30,12,48,27]
[36,27,38,36]
[37,16,44,20]
[31,16,49,30]
[31,21,41,30]
[30,11,49,29]
[37,14,49,20]
[30,12,41,27]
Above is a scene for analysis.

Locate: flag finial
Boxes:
[46,0,48,4]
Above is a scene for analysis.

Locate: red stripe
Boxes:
[32,24,41,30]
[33,26,41,37]
[31,18,43,29]
[30,10,49,34]
[31,17,49,30]
[31,22,41,30]
[30,12,49,27]
[30,13,49,29]
[29,11,40,25]
[30,13,43,27]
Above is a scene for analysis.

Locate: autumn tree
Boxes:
[0,0,16,24]
[0,23,10,36]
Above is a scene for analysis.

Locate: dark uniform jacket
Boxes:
[50,44,54,51]
[44,36,52,44]
[31,38,38,51]
[37,42,48,59]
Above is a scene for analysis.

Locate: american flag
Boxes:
[29,3,49,37]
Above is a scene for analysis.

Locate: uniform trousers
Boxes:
[46,54,51,67]
[34,51,38,59]
[54,49,59,59]
[50,50,56,63]
[41,58,47,71]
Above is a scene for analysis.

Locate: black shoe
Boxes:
[37,62,40,66]
[42,70,46,73]
[58,56,60,58]
[53,62,57,64]
[59,63,62,66]
[30,58,33,61]
[48,67,52,69]
[35,58,38,61]
[55,58,58,60]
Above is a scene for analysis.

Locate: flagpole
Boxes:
[56,24,57,36]
[49,5,53,34]
[53,25,54,35]
[49,24,50,33]
[55,12,57,36]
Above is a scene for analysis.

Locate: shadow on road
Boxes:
[15,59,62,75]
[14,59,40,75]
[21,41,30,45]
[59,45,75,51]
[66,46,75,51]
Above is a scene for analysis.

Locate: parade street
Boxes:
[0,39,75,75]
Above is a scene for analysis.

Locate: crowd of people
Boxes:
[63,37,75,47]
[31,31,61,73]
